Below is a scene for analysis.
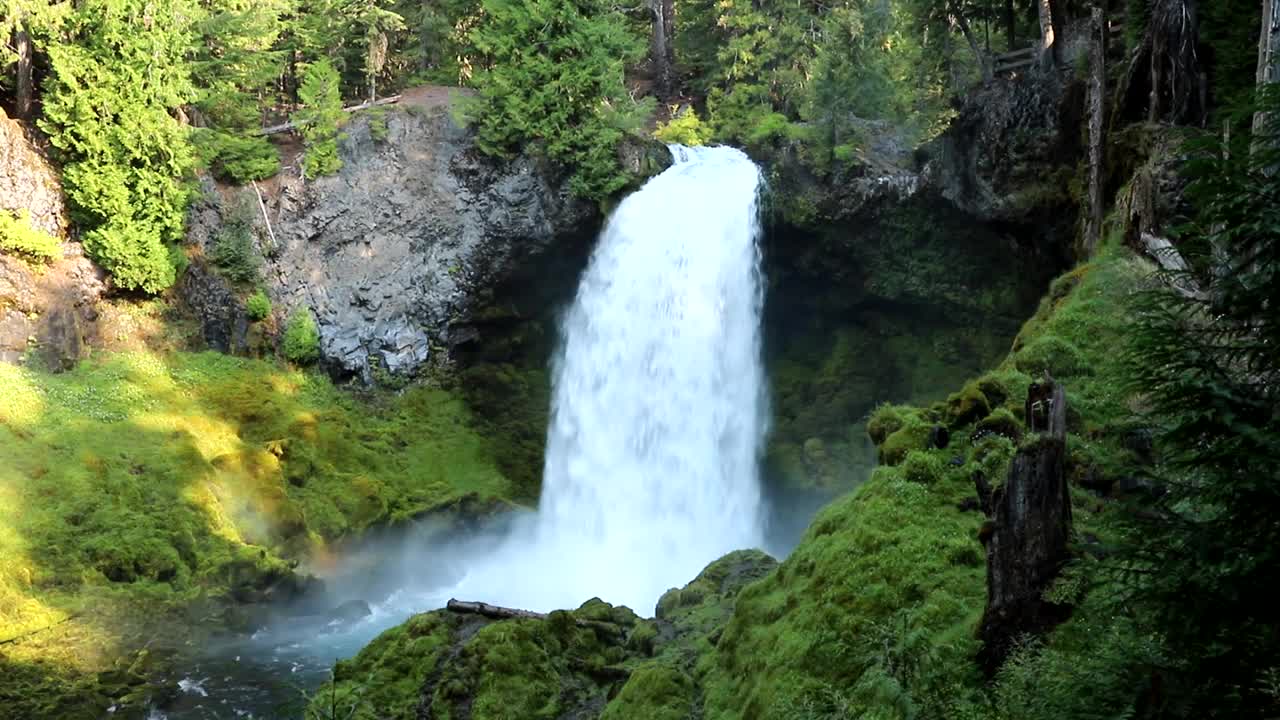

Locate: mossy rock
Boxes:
[1013,335,1090,378]
[600,662,696,720]
[867,403,909,445]
[975,407,1024,442]
[945,382,992,427]
[879,420,932,465]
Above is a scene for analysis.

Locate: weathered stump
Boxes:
[977,376,1073,675]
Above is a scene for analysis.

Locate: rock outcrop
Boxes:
[0,107,68,237]
[187,100,600,380]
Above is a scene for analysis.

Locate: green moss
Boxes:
[701,458,988,719]
[879,416,932,465]
[1012,335,1089,378]
[975,408,1023,442]
[601,662,695,720]
[945,382,992,427]
[867,403,909,445]
[0,209,61,263]
[0,351,513,715]
[901,449,945,485]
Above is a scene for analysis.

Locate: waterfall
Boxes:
[510,145,768,614]
[375,145,770,617]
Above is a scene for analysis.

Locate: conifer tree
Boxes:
[293,58,345,177]
[39,0,198,293]
[464,0,648,200]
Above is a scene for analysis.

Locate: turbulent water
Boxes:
[160,146,768,717]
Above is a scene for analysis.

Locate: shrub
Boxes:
[209,212,260,285]
[880,419,932,465]
[901,450,944,484]
[0,210,61,263]
[653,106,713,146]
[283,309,320,364]
[245,289,271,321]
[193,129,281,184]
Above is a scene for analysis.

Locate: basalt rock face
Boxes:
[922,67,1083,264]
[186,105,600,381]
[0,108,68,238]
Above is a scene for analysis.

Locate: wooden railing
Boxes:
[993,46,1036,76]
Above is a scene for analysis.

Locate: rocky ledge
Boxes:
[186,99,603,381]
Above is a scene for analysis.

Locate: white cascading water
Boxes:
[453,145,769,615]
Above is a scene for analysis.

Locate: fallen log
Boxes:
[446,599,547,621]
[1140,232,1206,300]
[0,613,80,646]
[258,95,403,136]
[445,599,627,641]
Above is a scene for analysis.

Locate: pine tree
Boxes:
[1120,90,1280,717]
[39,0,198,293]
[293,58,345,178]
[464,0,648,200]
[189,0,291,183]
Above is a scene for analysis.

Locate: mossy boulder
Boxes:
[1013,335,1090,378]
[600,662,696,720]
[879,419,933,465]
[945,382,992,427]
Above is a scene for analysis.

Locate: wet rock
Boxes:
[327,599,372,624]
[176,256,250,355]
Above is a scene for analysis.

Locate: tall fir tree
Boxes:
[293,58,345,178]
[39,0,198,292]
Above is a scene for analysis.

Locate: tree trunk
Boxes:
[952,4,993,82]
[13,20,32,121]
[1038,0,1056,64]
[978,377,1074,676]
[1255,0,1280,146]
[1006,0,1016,51]
[649,0,676,100]
[1085,6,1106,256]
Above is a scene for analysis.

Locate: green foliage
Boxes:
[653,106,712,147]
[900,449,944,484]
[0,210,61,263]
[677,0,951,162]
[38,0,198,293]
[1114,91,1280,716]
[294,59,346,178]
[462,0,648,200]
[283,309,321,364]
[208,201,260,285]
[702,452,988,719]
[192,129,281,184]
[245,289,271,321]
[0,351,513,715]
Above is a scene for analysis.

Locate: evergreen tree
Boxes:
[1120,91,1280,717]
[38,0,198,293]
[189,0,291,183]
[464,0,648,200]
[293,58,345,177]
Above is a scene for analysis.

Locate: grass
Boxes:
[0,350,513,717]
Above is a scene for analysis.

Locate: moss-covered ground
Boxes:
[0,351,513,718]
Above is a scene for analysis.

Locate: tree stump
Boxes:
[977,376,1074,676]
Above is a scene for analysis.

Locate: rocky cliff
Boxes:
[186,98,602,380]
